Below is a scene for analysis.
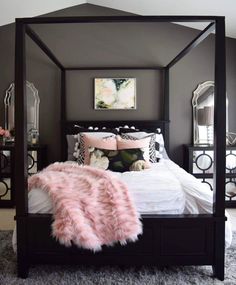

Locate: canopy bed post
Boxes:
[25,25,64,70]
[163,68,169,152]
[25,24,66,160]
[61,69,67,161]
[14,15,227,281]
[15,20,29,278]
[65,66,164,70]
[165,20,216,158]
[166,22,215,69]
[212,17,226,281]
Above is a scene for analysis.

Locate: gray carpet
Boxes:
[0,231,236,285]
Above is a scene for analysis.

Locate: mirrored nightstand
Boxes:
[183,144,236,208]
[0,144,47,208]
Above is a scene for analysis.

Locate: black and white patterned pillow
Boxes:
[77,134,85,165]
[121,133,157,163]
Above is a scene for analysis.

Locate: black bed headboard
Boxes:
[63,120,169,161]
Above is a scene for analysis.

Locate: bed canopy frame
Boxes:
[14,16,226,280]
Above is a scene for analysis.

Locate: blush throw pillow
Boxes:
[120,133,157,163]
[116,135,151,162]
[73,131,116,160]
[78,133,117,165]
[120,128,165,158]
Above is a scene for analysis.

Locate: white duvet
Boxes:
[13,158,232,249]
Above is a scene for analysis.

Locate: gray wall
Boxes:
[169,34,214,163]
[1,3,236,165]
[66,70,162,121]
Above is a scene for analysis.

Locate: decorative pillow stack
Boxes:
[75,133,150,172]
[66,125,166,171]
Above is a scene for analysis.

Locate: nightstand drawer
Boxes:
[183,145,236,208]
[0,144,47,208]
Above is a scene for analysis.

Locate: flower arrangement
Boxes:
[0,127,10,144]
[129,160,151,171]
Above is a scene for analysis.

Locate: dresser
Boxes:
[0,144,47,208]
[183,145,236,207]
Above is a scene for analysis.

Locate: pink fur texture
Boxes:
[28,162,142,251]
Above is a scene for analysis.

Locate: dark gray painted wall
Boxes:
[169,35,214,163]
[0,4,236,165]
[66,70,162,121]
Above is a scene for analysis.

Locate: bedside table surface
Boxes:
[0,144,47,150]
[184,144,236,150]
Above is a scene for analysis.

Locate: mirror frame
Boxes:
[192,81,214,145]
[4,81,40,137]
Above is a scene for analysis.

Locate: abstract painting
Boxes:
[94,78,136,110]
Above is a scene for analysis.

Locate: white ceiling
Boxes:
[0,0,236,38]
[0,0,86,26]
[88,0,236,38]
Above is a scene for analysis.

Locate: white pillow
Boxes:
[66,134,77,161]
[120,132,156,162]
[155,133,165,159]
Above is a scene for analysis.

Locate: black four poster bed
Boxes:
[14,16,226,280]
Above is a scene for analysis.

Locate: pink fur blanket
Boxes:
[28,162,142,251]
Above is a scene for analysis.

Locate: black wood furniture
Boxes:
[14,15,226,280]
[184,145,236,208]
[20,121,222,280]
[27,213,217,268]
[0,143,47,208]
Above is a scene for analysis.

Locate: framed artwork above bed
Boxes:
[94,78,136,110]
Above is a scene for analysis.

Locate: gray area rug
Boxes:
[0,231,236,285]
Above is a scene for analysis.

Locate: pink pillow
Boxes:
[82,134,117,165]
[117,135,150,150]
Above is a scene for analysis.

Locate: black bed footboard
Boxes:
[17,214,225,278]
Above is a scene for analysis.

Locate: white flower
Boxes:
[129,160,150,171]
[73,151,79,158]
[90,153,109,170]
[88,147,95,153]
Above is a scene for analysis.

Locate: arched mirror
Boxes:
[192,81,228,145]
[4,81,40,140]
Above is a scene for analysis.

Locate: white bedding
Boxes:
[28,159,186,215]
[13,158,233,249]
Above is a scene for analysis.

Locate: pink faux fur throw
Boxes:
[28,162,142,251]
